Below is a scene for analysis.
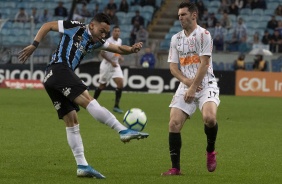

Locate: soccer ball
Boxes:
[123,108,147,131]
[142,61,149,68]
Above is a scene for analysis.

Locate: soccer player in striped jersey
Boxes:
[94,25,125,114]
[18,13,149,179]
[161,2,220,176]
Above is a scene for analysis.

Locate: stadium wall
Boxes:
[0,62,235,95]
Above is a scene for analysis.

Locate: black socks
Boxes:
[169,132,182,170]
[93,88,102,100]
[204,123,218,153]
[114,88,122,107]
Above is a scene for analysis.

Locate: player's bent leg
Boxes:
[202,102,218,172]
[77,165,106,179]
[162,108,188,176]
[86,99,149,142]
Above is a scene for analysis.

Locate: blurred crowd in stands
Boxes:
[1,0,282,62]
[0,0,158,47]
[195,0,282,54]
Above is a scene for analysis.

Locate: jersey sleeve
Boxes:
[58,20,85,33]
[199,29,213,57]
[101,41,110,49]
[167,34,179,63]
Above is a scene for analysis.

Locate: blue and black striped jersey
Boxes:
[49,20,107,71]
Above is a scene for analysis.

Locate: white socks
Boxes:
[66,125,88,166]
[86,99,127,132]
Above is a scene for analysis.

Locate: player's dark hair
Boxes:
[91,13,111,25]
[113,25,120,30]
[178,2,198,14]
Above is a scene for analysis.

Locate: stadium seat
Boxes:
[272,58,282,72]
[228,14,237,22]
[169,26,182,34]
[119,32,130,45]
[202,0,210,6]
[1,8,12,16]
[116,11,126,20]
[266,29,274,35]
[247,21,260,29]
[12,22,24,29]
[224,32,233,43]
[164,32,174,39]
[18,36,30,45]
[120,32,130,39]
[240,8,252,16]
[44,2,56,9]
[0,13,9,19]
[16,2,29,9]
[260,15,271,22]
[252,8,264,16]
[156,0,163,7]
[268,2,279,9]
[142,12,153,22]
[2,21,13,29]
[19,29,31,37]
[246,15,258,22]
[118,18,128,25]
[31,2,45,9]
[119,24,133,32]
[3,2,16,9]
[215,13,222,20]
[0,28,10,36]
[129,5,142,12]
[208,7,218,14]
[141,5,155,14]
[5,35,18,45]
[208,1,221,8]
[126,12,136,21]
[23,22,32,29]
[264,9,274,16]
[276,16,282,21]
[159,39,170,50]
[173,20,181,26]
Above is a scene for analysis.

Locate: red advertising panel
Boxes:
[236,71,282,97]
[0,79,44,89]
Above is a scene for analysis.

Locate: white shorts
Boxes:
[98,60,123,84]
[169,84,220,117]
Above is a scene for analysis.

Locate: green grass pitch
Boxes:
[0,89,281,184]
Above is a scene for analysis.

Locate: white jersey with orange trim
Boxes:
[98,36,123,84]
[101,36,122,64]
[168,25,217,89]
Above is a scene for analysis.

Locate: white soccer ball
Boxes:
[142,61,149,68]
[123,108,147,131]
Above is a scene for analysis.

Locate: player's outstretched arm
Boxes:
[105,42,143,55]
[18,21,59,63]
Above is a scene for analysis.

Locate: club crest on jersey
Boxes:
[62,87,71,97]
[53,101,61,110]
[189,37,195,48]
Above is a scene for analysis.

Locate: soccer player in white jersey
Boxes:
[162,2,220,176]
[94,25,125,113]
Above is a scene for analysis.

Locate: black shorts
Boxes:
[43,63,88,119]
